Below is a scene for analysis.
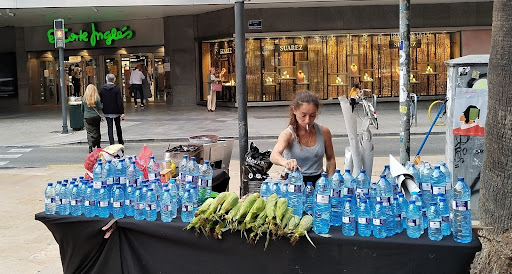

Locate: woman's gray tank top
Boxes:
[283,122,325,176]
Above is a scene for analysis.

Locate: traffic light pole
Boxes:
[59,47,68,134]
[399,0,410,165]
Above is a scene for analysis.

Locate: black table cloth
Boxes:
[35,212,481,274]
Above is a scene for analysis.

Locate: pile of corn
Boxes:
[185,192,315,249]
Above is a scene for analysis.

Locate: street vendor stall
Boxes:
[35,212,481,274]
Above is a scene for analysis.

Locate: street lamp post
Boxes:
[54,19,68,134]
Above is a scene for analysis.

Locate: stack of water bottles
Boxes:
[257,162,472,243]
[44,153,215,224]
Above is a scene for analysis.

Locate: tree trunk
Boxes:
[471,1,512,273]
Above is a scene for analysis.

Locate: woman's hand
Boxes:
[121,114,125,120]
[284,159,301,172]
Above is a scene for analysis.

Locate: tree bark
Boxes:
[471,1,512,273]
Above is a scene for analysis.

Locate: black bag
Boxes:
[242,142,273,181]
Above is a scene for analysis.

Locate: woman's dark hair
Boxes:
[289,90,320,144]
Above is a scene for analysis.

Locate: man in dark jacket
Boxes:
[99,74,125,145]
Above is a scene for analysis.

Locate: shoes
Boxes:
[208,109,211,112]
[140,104,145,107]
[134,105,137,108]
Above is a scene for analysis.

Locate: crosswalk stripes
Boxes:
[0,161,8,166]
[0,148,32,166]
[0,154,22,159]
[8,148,32,153]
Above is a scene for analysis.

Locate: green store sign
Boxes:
[47,23,134,47]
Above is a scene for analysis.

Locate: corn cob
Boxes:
[251,211,267,231]
[213,220,227,240]
[290,215,315,247]
[216,192,239,217]
[264,194,278,218]
[284,215,301,234]
[243,197,266,227]
[224,202,242,222]
[203,192,229,219]
[234,193,260,222]
[275,198,288,226]
[194,198,214,217]
[277,208,294,236]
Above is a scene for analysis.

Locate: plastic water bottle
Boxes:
[304,182,315,215]
[44,183,57,214]
[330,169,343,194]
[134,186,145,220]
[198,160,213,205]
[397,192,408,229]
[342,169,355,197]
[427,202,443,241]
[393,196,403,234]
[58,183,70,215]
[104,160,115,192]
[280,181,288,198]
[97,185,110,218]
[145,187,157,221]
[330,170,344,226]
[179,155,189,195]
[438,196,451,236]
[417,192,428,230]
[369,178,377,212]
[181,189,194,223]
[70,183,82,216]
[431,165,447,197]
[259,180,272,202]
[190,184,199,214]
[375,175,394,236]
[161,189,173,222]
[372,201,387,238]
[357,195,372,237]
[125,183,135,216]
[127,161,136,187]
[147,156,158,181]
[406,200,422,238]
[452,177,472,243]
[93,162,104,196]
[118,159,127,190]
[54,180,62,210]
[150,179,162,211]
[439,163,453,208]
[382,165,398,194]
[287,170,305,216]
[84,185,96,217]
[168,179,179,218]
[355,170,371,205]
[313,173,331,234]
[407,164,420,185]
[186,157,200,186]
[410,192,424,231]
[112,182,125,218]
[341,196,356,236]
[419,163,433,207]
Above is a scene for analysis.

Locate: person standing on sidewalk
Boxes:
[270,90,336,184]
[81,84,103,153]
[130,64,145,108]
[99,74,125,146]
[207,67,220,112]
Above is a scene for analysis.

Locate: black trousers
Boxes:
[105,116,124,145]
[84,116,101,150]
[132,84,144,106]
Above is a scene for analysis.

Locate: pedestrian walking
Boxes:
[142,65,153,103]
[130,64,145,108]
[81,84,103,153]
[99,74,125,146]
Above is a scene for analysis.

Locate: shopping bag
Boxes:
[212,83,223,92]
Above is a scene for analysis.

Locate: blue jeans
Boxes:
[132,84,144,106]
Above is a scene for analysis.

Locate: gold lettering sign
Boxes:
[279,44,307,52]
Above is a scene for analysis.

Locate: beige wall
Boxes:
[461,29,492,56]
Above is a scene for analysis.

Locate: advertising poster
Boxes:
[452,88,488,136]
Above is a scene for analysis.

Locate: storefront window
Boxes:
[201,32,457,102]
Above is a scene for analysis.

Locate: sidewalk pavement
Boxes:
[0,98,445,147]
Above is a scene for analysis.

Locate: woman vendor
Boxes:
[270,90,336,185]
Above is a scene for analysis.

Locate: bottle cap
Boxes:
[101,185,106,188]
[47,183,53,186]
[439,197,446,202]
[344,169,350,173]
[321,173,327,177]
[360,169,366,173]
[334,169,340,173]
[62,183,67,187]
[204,160,209,165]
[398,192,404,197]
[384,165,390,169]
[88,185,93,188]
[430,202,437,206]
[306,182,313,186]
[409,200,415,204]
[457,177,464,181]
[435,165,440,169]
[411,191,418,195]
[57,180,62,184]
[380,174,386,178]
[148,188,154,191]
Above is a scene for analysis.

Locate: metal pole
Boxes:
[399,0,410,165]
[59,47,69,134]
[235,1,248,195]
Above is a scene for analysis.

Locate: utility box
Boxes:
[445,55,489,218]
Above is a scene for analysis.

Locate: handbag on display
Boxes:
[212,83,223,92]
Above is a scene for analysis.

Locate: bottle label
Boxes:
[192,175,199,185]
[343,187,354,196]
[342,216,355,224]
[401,212,406,219]
[180,172,186,183]
[395,214,402,221]
[316,194,330,204]
[145,203,157,211]
[60,198,69,204]
[148,173,156,180]
[70,199,81,206]
[113,201,123,208]
[407,218,420,227]
[55,195,60,205]
[186,175,192,182]
[125,199,132,206]
[161,205,171,212]
[377,197,390,206]
[99,201,109,207]
[330,189,342,198]
[442,215,450,223]
[429,221,441,229]
[93,181,102,189]
[288,184,303,194]
[107,178,114,185]
[432,186,446,195]
[445,181,452,190]
[452,201,470,211]
[358,217,370,224]
[134,202,145,210]
[356,188,369,195]
[422,210,427,217]
[114,177,120,184]
[422,183,432,191]
[373,218,386,226]
[182,205,193,212]
[128,178,136,185]
[84,200,95,206]
[120,177,127,185]
[45,198,55,204]
[199,179,208,187]
[208,179,212,187]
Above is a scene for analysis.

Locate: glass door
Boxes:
[39,60,58,104]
